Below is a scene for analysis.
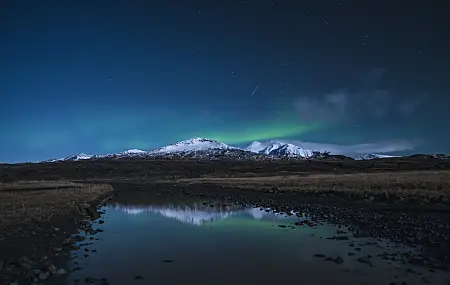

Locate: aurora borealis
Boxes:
[1,1,449,162]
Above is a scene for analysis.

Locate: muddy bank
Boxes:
[0,182,115,285]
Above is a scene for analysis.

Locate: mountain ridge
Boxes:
[39,137,441,163]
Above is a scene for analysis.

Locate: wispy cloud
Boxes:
[294,90,349,123]
[274,139,420,155]
[293,71,423,123]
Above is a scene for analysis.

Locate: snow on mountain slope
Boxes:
[120,149,147,154]
[355,153,399,160]
[259,143,286,155]
[46,153,94,162]
[267,143,315,158]
[245,141,284,154]
[41,138,407,163]
[246,141,322,158]
[150,137,235,154]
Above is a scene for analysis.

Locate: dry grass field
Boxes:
[176,170,450,200]
[0,181,113,231]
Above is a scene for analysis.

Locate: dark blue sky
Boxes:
[1,0,449,162]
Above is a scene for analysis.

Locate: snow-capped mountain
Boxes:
[150,137,234,154]
[46,153,94,162]
[118,149,147,155]
[355,153,399,160]
[246,141,325,158]
[41,137,409,163]
[245,141,283,154]
[267,143,315,158]
[46,149,150,162]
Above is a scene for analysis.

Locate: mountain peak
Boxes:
[120,149,147,154]
[150,137,233,154]
[177,137,219,144]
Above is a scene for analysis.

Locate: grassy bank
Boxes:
[176,170,450,201]
[0,181,114,232]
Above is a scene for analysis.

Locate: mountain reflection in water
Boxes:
[110,203,301,226]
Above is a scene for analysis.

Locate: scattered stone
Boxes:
[47,264,57,275]
[278,225,286,228]
[74,235,86,242]
[19,256,34,269]
[85,277,97,283]
[98,220,104,224]
[357,256,373,266]
[334,255,344,264]
[163,260,173,263]
[133,275,144,280]
[55,268,67,275]
[314,254,326,258]
[38,271,50,280]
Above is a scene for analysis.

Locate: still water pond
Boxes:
[65,198,447,285]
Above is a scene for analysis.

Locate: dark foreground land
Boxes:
[1,157,450,284]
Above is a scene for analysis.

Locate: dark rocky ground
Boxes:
[0,193,113,285]
[2,156,450,183]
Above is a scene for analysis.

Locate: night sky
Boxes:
[1,0,449,163]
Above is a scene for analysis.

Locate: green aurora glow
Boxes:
[186,122,324,145]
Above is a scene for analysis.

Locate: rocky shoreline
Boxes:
[0,190,115,285]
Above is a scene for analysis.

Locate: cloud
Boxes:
[293,68,426,124]
[275,139,420,155]
[397,97,422,116]
[294,89,422,123]
[294,90,349,123]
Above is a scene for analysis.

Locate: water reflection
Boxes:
[111,203,301,225]
[66,198,447,285]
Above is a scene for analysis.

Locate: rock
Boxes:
[85,277,97,283]
[334,255,344,264]
[133,275,144,280]
[357,256,372,265]
[314,254,326,258]
[38,271,50,280]
[55,268,67,275]
[278,225,287,228]
[163,260,173,263]
[98,220,105,224]
[408,256,424,265]
[47,264,57,274]
[54,247,62,252]
[74,235,86,242]
[19,256,34,269]
[335,235,350,240]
